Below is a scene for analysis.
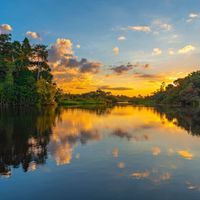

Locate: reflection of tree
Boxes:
[63,105,114,116]
[0,106,61,177]
[154,106,200,136]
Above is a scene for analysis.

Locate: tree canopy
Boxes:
[0,34,61,106]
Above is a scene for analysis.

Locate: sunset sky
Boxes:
[1,0,200,96]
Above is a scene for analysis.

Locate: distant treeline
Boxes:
[61,89,131,105]
[0,34,61,106]
[132,71,200,107]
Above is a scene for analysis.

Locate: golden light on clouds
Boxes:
[178,45,195,54]
[178,150,193,160]
[113,47,119,55]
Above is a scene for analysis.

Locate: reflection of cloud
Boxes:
[112,147,119,158]
[152,172,171,184]
[131,170,171,184]
[178,150,193,160]
[1,171,11,178]
[186,181,200,191]
[167,148,175,156]
[52,143,73,166]
[131,171,150,179]
[151,147,161,156]
[118,162,125,169]
[28,162,37,172]
[48,110,101,165]
[76,153,80,159]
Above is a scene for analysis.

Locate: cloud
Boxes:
[110,62,150,75]
[133,72,163,80]
[178,45,196,54]
[186,13,200,23]
[113,47,119,55]
[0,24,12,33]
[26,31,40,39]
[99,85,133,91]
[76,44,81,49]
[127,26,151,32]
[117,36,126,41]
[78,58,102,73]
[168,49,175,55]
[153,19,172,31]
[48,38,103,92]
[49,39,102,73]
[111,63,133,74]
[48,38,74,62]
[152,48,162,56]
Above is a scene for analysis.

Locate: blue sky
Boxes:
[1,0,200,95]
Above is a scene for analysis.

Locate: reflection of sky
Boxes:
[1,106,200,199]
[48,106,200,167]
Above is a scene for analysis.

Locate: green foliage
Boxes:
[0,34,61,106]
[60,89,132,105]
[36,79,57,105]
[134,71,200,107]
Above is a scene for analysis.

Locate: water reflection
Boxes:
[0,105,200,179]
[0,107,61,177]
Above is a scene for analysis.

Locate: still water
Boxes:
[0,105,200,200]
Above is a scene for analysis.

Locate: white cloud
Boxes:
[127,26,151,32]
[178,45,196,54]
[117,36,126,41]
[152,48,162,56]
[0,24,12,33]
[48,38,74,62]
[168,49,175,55]
[153,20,172,31]
[113,47,119,55]
[186,13,200,23]
[76,44,81,49]
[26,31,40,39]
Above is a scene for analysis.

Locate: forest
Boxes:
[132,71,200,107]
[0,34,61,106]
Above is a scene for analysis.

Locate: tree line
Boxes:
[0,34,61,106]
[132,71,200,107]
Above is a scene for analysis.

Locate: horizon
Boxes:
[1,0,200,96]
